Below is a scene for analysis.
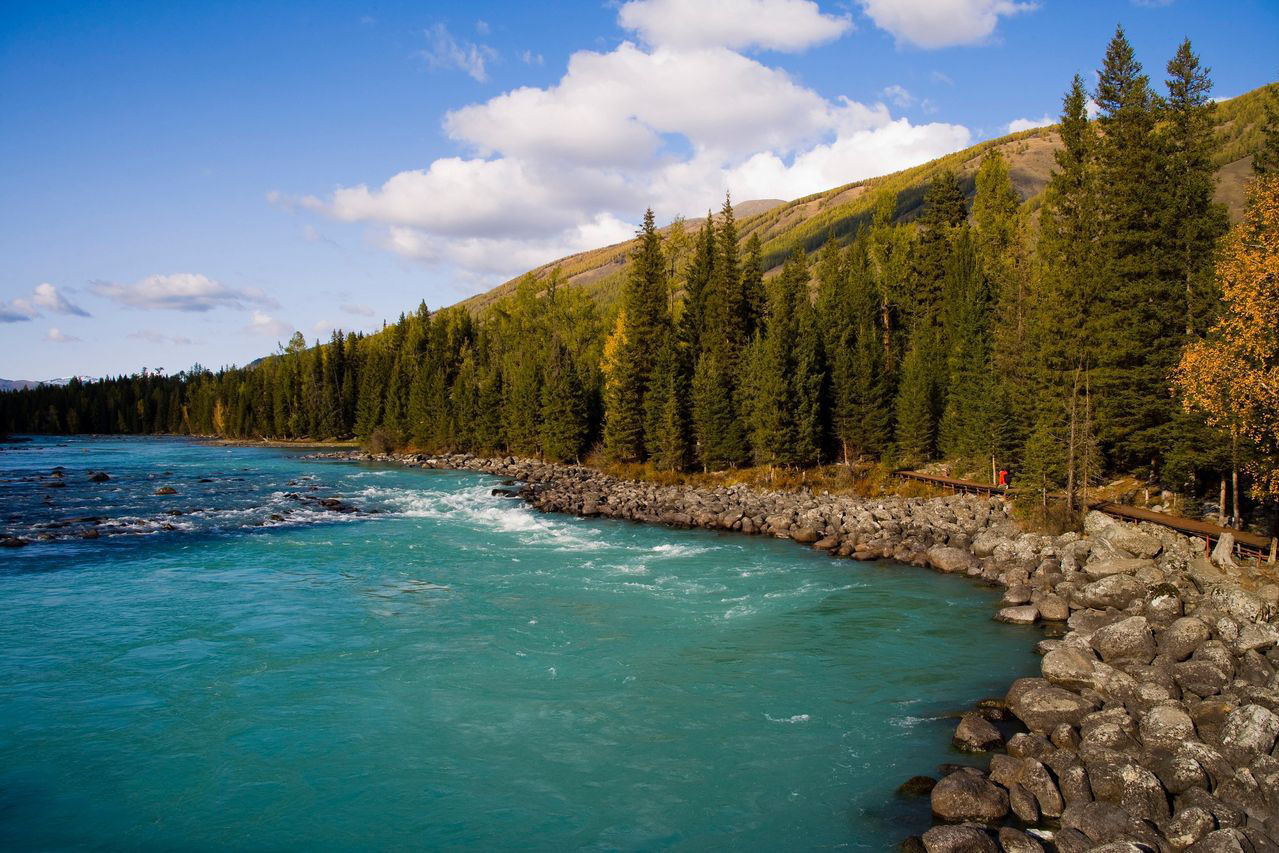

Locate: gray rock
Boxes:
[927,546,972,573]
[1001,584,1032,606]
[1176,660,1230,697]
[1008,781,1039,822]
[1042,644,1098,691]
[1037,593,1069,621]
[1084,557,1156,580]
[995,605,1039,625]
[1086,760,1170,821]
[1091,616,1157,664]
[1163,805,1216,849]
[920,824,997,853]
[1020,757,1064,818]
[1219,704,1279,755]
[1140,704,1196,752]
[995,827,1044,853]
[930,770,1009,823]
[1080,575,1146,610]
[953,714,1003,753]
[1160,616,1212,662]
[1010,684,1098,733]
[1186,828,1251,853]
[1205,584,1265,623]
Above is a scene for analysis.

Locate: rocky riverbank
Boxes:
[309,450,1279,851]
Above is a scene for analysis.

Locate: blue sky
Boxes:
[2,0,1276,379]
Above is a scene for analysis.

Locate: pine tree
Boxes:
[894,330,936,466]
[540,343,588,463]
[1254,86,1279,175]
[603,209,668,461]
[678,217,715,354]
[741,233,765,340]
[643,331,690,471]
[939,229,992,460]
[692,349,746,471]
[1163,39,1227,338]
[1020,409,1068,513]
[1091,26,1177,470]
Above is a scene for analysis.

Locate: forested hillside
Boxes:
[4,30,1278,519]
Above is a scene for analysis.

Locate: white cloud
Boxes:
[246,311,293,338]
[421,23,497,82]
[91,273,278,312]
[32,283,90,317]
[519,50,544,66]
[128,330,201,345]
[475,20,490,35]
[340,303,376,317]
[0,282,89,322]
[618,0,852,52]
[859,0,1037,49]
[297,2,972,284]
[45,327,81,343]
[1007,114,1053,132]
[881,84,913,107]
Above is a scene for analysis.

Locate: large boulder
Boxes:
[1103,525,1164,560]
[1159,616,1211,662]
[930,770,1009,823]
[921,824,998,853]
[1219,704,1279,756]
[1090,616,1157,664]
[1204,585,1267,624]
[1139,704,1196,751]
[995,605,1039,625]
[1083,557,1155,580]
[1079,575,1146,610]
[953,714,1003,752]
[927,546,973,573]
[1009,684,1098,733]
[1042,644,1098,691]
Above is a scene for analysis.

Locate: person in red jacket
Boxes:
[998,469,1009,489]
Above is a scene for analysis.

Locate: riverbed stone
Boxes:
[930,770,1009,823]
[1080,575,1146,610]
[995,605,1039,625]
[1091,616,1157,664]
[1084,557,1155,580]
[927,546,972,573]
[920,824,998,853]
[953,714,1003,753]
[1010,684,1098,733]
[995,827,1044,853]
[1219,704,1279,756]
[1042,644,1098,691]
[1160,616,1212,662]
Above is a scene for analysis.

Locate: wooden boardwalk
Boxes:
[892,470,1276,563]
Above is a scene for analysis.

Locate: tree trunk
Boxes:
[1231,429,1242,528]
[991,454,997,487]
[1219,474,1227,524]
[1066,368,1079,511]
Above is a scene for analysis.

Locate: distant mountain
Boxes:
[458,82,1276,314]
[0,377,86,392]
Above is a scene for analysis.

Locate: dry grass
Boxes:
[585,457,915,498]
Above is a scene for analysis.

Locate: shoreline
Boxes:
[310,449,1279,851]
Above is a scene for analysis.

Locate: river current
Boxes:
[0,436,1036,849]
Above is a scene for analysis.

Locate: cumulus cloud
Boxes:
[128,330,201,345]
[340,303,376,317]
[421,22,497,82]
[859,0,1037,49]
[618,0,851,52]
[91,273,278,312]
[0,282,90,322]
[881,84,913,107]
[296,0,971,284]
[246,311,293,338]
[1007,114,1054,132]
[45,327,81,343]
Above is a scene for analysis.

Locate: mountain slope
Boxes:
[459,82,1276,314]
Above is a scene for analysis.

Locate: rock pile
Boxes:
[310,450,1279,850]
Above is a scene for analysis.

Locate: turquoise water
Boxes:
[0,436,1036,850]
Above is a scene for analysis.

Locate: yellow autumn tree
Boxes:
[1174,175,1279,498]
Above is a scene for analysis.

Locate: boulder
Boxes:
[1041,645,1098,691]
[1175,660,1229,697]
[1090,616,1157,664]
[1010,684,1098,733]
[1159,617,1211,662]
[995,827,1044,853]
[1102,525,1164,560]
[1204,585,1267,624]
[1164,806,1216,848]
[920,824,998,853]
[154,486,177,496]
[995,605,1039,625]
[88,471,110,482]
[1020,757,1064,817]
[953,714,1003,753]
[1086,761,1170,822]
[1079,575,1145,610]
[927,546,973,573]
[930,770,1009,823]
[1037,593,1070,622]
[1219,704,1279,756]
[1139,704,1196,751]
[1083,557,1155,580]
[896,775,937,797]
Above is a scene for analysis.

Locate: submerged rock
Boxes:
[931,770,1009,823]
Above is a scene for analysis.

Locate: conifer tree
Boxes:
[691,349,746,471]
[741,233,765,340]
[939,230,992,460]
[1162,38,1227,338]
[1254,86,1279,175]
[643,331,690,471]
[894,330,936,466]
[540,343,588,463]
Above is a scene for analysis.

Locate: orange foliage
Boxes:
[1174,175,1279,497]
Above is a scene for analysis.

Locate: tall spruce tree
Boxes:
[540,343,588,463]
[1091,26,1176,471]
[894,329,936,466]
